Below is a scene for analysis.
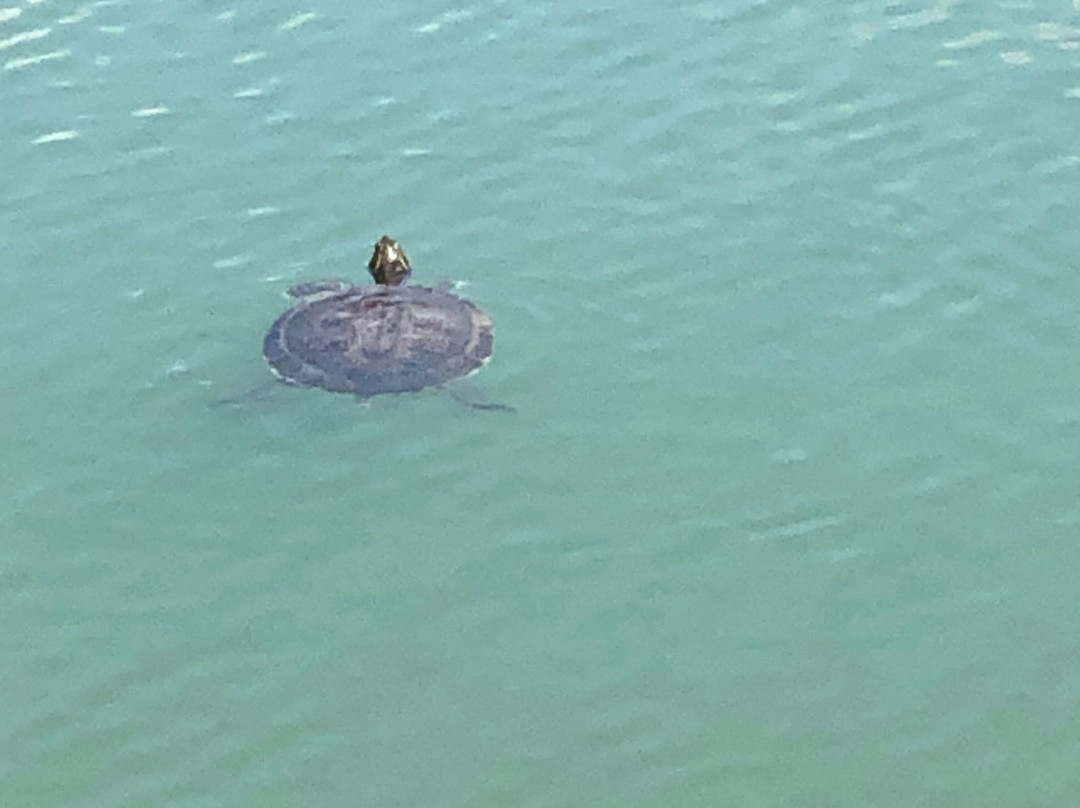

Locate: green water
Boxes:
[4,1,1080,805]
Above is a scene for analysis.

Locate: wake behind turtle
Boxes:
[262,236,510,410]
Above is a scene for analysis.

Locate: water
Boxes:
[4,0,1080,804]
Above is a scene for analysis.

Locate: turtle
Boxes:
[262,235,510,410]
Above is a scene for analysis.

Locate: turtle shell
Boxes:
[263,284,495,397]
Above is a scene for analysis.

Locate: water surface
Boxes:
[3,1,1080,805]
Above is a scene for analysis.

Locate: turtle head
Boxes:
[368,235,412,286]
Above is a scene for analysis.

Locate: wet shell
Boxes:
[263,284,494,397]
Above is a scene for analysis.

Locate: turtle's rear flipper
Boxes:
[445,381,515,413]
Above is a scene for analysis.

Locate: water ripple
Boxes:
[4,0,1080,804]
[4,24,50,49]
[278,11,316,32]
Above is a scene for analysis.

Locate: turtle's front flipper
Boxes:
[213,378,286,408]
[445,381,515,413]
[288,279,352,298]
